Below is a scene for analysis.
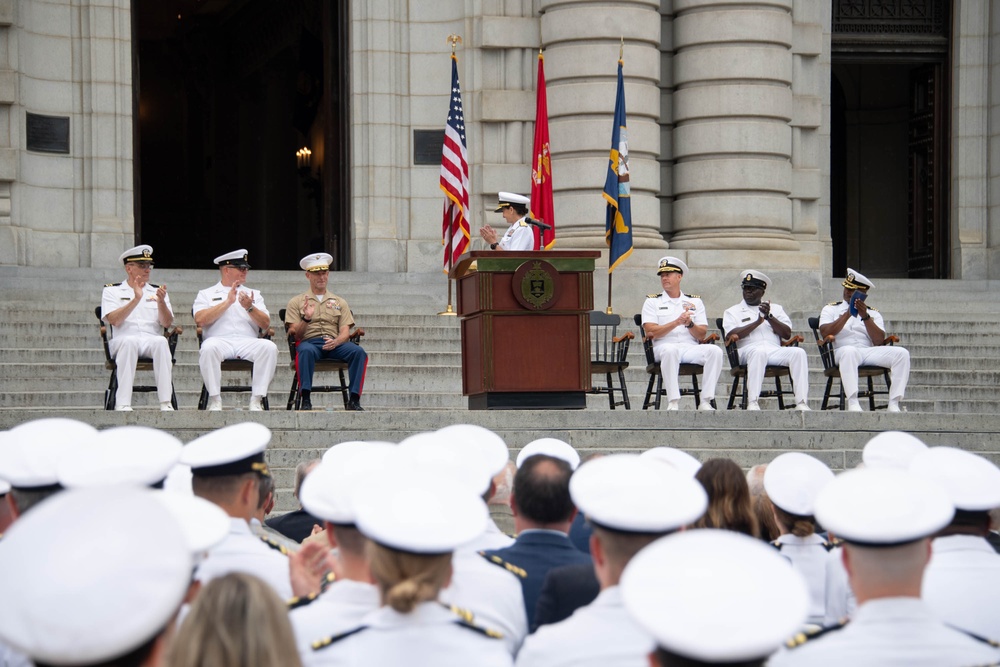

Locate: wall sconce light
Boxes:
[296,147,312,169]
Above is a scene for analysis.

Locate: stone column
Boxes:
[539,0,666,249]
[670,0,796,251]
[0,0,16,265]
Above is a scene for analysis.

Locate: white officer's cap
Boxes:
[0,418,97,489]
[302,442,396,525]
[300,252,333,272]
[740,269,771,290]
[571,454,707,533]
[180,422,271,478]
[640,447,702,478]
[0,486,192,666]
[657,256,688,275]
[437,423,509,477]
[119,244,154,265]
[495,191,530,211]
[396,431,492,495]
[621,530,809,662]
[815,468,954,545]
[353,466,488,553]
[843,267,874,291]
[909,446,1000,511]
[163,463,193,495]
[152,490,230,556]
[764,452,834,516]
[57,426,183,489]
[516,437,580,470]
[862,431,929,470]
[322,440,396,466]
[213,248,251,268]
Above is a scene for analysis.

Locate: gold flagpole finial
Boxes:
[447,34,462,55]
[619,36,624,62]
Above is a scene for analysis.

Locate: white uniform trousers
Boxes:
[739,344,809,404]
[198,337,278,397]
[109,334,173,406]
[655,343,723,403]
[835,345,910,402]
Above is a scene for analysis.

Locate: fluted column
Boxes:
[670,0,797,250]
[539,0,667,249]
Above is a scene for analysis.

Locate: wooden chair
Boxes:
[589,311,634,410]
[633,313,720,410]
[808,316,896,411]
[279,308,366,410]
[716,317,801,410]
[194,321,274,410]
[96,305,181,410]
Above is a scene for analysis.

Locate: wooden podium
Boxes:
[450,250,600,410]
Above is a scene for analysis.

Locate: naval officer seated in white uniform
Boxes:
[100,244,175,411]
[192,249,278,411]
[479,192,535,251]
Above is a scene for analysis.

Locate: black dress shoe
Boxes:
[298,396,313,410]
[346,400,364,412]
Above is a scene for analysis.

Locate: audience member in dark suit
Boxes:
[265,459,322,543]
[533,561,600,628]
[483,454,592,631]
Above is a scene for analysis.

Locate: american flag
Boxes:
[440,54,470,270]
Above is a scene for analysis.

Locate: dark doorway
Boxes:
[132,0,350,270]
[830,0,950,279]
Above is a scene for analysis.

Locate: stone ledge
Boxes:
[477,16,539,49]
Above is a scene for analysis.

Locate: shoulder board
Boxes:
[104,282,122,287]
[770,539,783,552]
[311,625,368,652]
[646,293,660,299]
[454,618,504,640]
[519,220,529,227]
[287,592,319,611]
[951,625,1000,648]
[320,571,337,592]
[867,306,879,312]
[828,301,842,306]
[259,535,289,555]
[821,540,835,552]
[785,620,848,649]
[149,283,160,288]
[445,603,475,624]
[479,551,527,578]
[684,293,701,299]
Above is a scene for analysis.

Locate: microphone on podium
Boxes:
[523,216,552,232]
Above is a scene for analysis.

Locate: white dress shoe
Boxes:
[794,402,812,411]
[847,400,863,412]
[207,396,222,411]
[160,402,175,411]
[698,401,716,412]
[249,396,265,411]
[746,401,761,411]
[887,402,902,413]
[114,404,132,411]
[666,400,680,411]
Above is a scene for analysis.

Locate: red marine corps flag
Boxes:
[529,49,554,250]
[440,42,471,271]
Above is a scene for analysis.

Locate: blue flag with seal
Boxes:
[603,58,632,274]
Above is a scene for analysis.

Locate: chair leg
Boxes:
[286,373,299,411]
[867,376,877,411]
[775,376,786,410]
[838,381,846,411]
[198,385,209,411]
[728,378,739,410]
[606,372,615,410]
[106,371,117,410]
[692,375,701,409]
[643,375,656,410]
[740,377,748,410]
[618,369,630,410]
[339,369,350,409]
[170,385,178,411]
[821,377,834,410]
[654,376,664,410]
[262,396,270,411]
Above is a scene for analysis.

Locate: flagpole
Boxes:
[438,34,463,317]
[607,273,614,315]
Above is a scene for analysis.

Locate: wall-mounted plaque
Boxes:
[413,129,443,165]
[26,112,70,154]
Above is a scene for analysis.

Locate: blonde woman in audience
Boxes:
[693,458,759,538]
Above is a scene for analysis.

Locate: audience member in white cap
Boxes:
[722,269,811,411]
[771,468,1000,666]
[308,467,512,666]
[621,529,809,666]
[192,248,278,411]
[168,572,303,667]
[181,423,305,601]
[912,447,1000,641]
[57,425,182,489]
[764,452,835,625]
[640,446,702,477]
[818,268,910,412]
[0,486,194,667]
[0,417,96,517]
[641,256,723,411]
[862,430,928,469]
[284,253,368,411]
[480,192,535,251]
[101,244,176,411]
[516,437,580,470]
[484,453,592,631]
[516,454,708,667]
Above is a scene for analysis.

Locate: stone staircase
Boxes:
[1,267,998,510]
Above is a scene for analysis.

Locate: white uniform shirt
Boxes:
[195,518,293,600]
[100,281,173,338]
[824,545,857,626]
[308,602,513,667]
[819,301,885,349]
[514,586,654,667]
[499,217,534,251]
[768,597,1000,667]
[192,282,269,339]
[462,519,515,553]
[923,535,1000,641]
[294,580,380,665]
[722,300,793,349]
[773,534,832,625]
[641,292,708,350]
[441,548,528,655]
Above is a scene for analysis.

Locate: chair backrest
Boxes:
[716,317,741,369]
[808,316,838,371]
[590,311,620,363]
[633,313,657,367]
[95,306,113,362]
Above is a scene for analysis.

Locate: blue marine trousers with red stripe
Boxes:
[295,338,368,395]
